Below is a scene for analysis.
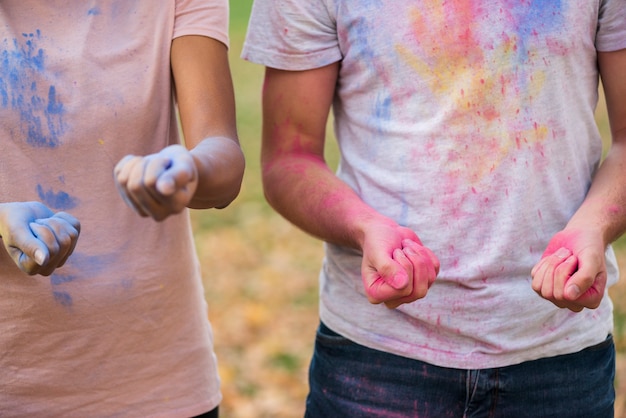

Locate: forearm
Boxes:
[264,152,440,307]
[566,133,626,246]
[189,136,245,210]
[263,153,392,250]
[571,49,626,246]
[171,35,243,210]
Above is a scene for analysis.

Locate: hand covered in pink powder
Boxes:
[360,222,439,309]
[114,144,199,221]
[0,202,80,276]
[531,229,607,312]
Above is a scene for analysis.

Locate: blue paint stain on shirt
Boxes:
[87,7,101,16]
[46,86,63,114]
[374,94,392,129]
[50,274,77,286]
[121,278,134,289]
[507,0,565,60]
[53,291,73,307]
[36,184,78,210]
[50,275,76,306]
[0,30,66,148]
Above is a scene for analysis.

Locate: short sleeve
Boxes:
[242,0,342,70]
[174,0,229,48]
[597,0,626,51]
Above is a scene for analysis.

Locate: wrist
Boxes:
[352,210,399,250]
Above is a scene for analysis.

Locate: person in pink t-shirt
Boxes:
[0,1,244,417]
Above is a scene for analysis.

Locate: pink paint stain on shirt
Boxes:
[395,1,559,206]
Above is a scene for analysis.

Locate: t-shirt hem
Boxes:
[241,43,342,71]
[174,29,229,49]
[319,306,613,370]
[146,392,222,418]
[596,39,626,52]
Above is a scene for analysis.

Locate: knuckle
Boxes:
[47,241,60,256]
[38,269,54,277]
[127,180,144,194]
[57,232,73,248]
[17,260,38,276]
[68,227,80,239]
[414,288,428,300]
[153,213,167,222]
[365,290,383,305]
[367,297,383,305]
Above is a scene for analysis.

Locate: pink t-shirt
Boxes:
[244,0,626,369]
[0,1,228,416]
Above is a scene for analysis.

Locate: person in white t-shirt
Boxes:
[243,0,626,416]
[0,1,244,417]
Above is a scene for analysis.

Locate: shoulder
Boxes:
[242,0,341,70]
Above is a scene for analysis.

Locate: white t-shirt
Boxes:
[243,0,626,369]
[0,1,228,416]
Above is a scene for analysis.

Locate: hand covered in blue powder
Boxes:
[114,144,199,221]
[0,202,81,276]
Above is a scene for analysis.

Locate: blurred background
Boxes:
[193,2,626,416]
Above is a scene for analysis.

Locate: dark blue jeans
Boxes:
[305,322,615,418]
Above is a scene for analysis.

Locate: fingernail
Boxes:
[555,247,571,258]
[566,284,581,300]
[34,249,45,266]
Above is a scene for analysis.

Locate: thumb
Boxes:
[378,254,409,290]
[564,261,602,301]
[27,222,50,266]
[153,159,176,195]
[7,223,50,272]
[362,260,409,304]
[156,159,197,196]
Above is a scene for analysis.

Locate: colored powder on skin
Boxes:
[607,205,621,215]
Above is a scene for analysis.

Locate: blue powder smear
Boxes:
[36,184,77,210]
[53,291,73,307]
[0,31,66,148]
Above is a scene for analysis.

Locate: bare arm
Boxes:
[532,48,626,311]
[262,64,366,247]
[570,49,626,244]
[114,35,245,220]
[262,65,438,308]
[172,35,244,209]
